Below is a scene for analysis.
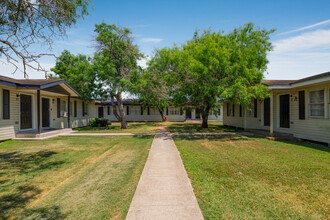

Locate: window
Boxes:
[180,108,183,115]
[254,99,258,118]
[57,98,60,118]
[3,89,10,119]
[232,104,235,117]
[166,107,168,115]
[84,103,88,115]
[147,107,150,115]
[60,100,67,116]
[298,91,305,120]
[141,106,143,115]
[227,103,231,116]
[126,106,129,115]
[74,101,77,117]
[82,102,88,116]
[309,90,324,117]
[239,105,242,117]
[107,106,110,115]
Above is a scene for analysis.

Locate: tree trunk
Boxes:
[201,105,211,128]
[158,108,167,122]
[117,92,127,129]
[111,95,121,121]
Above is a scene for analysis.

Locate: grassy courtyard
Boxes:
[0,136,153,219]
[174,135,330,219]
[74,122,160,133]
[167,121,236,133]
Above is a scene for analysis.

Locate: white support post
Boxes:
[270,91,274,135]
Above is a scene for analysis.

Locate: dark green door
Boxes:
[280,94,290,128]
[20,94,32,129]
[42,98,50,127]
[264,98,270,126]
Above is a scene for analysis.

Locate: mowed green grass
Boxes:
[174,135,330,219]
[74,122,160,133]
[0,136,153,219]
[167,121,235,133]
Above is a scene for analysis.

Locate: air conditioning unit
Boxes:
[61,111,68,117]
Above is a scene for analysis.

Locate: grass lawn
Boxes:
[167,121,236,133]
[74,122,160,133]
[0,136,153,219]
[174,135,330,219]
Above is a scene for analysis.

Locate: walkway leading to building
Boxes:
[126,131,204,220]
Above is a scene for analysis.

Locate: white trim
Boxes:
[291,76,330,88]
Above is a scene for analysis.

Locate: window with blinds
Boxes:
[309,90,324,117]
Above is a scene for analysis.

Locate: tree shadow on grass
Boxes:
[0,184,42,219]
[18,206,69,220]
[0,150,63,177]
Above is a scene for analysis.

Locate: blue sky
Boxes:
[1,0,330,79]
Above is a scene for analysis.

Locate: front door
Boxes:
[20,94,32,129]
[264,98,270,126]
[279,94,290,128]
[186,108,192,119]
[98,107,104,118]
[42,98,50,127]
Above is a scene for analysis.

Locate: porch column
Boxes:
[68,95,71,128]
[37,90,41,134]
[270,91,274,135]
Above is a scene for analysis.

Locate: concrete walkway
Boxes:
[126,131,204,220]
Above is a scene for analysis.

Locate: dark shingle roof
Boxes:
[262,71,330,86]
[261,80,297,86]
[0,75,62,86]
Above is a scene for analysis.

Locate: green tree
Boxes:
[50,50,99,101]
[0,0,92,77]
[93,23,143,129]
[133,66,170,122]
[155,23,274,128]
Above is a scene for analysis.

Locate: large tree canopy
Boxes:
[0,0,92,77]
[133,66,171,122]
[153,23,274,128]
[93,23,143,129]
[50,50,99,101]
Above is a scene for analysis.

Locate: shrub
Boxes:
[89,118,111,127]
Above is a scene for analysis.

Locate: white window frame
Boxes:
[309,89,324,117]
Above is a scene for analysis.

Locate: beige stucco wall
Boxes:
[0,86,96,140]
[223,81,330,145]
[0,86,19,141]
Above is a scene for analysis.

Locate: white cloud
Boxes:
[279,19,330,35]
[267,28,330,79]
[267,52,330,79]
[140,38,164,43]
[137,57,150,69]
[273,29,330,54]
